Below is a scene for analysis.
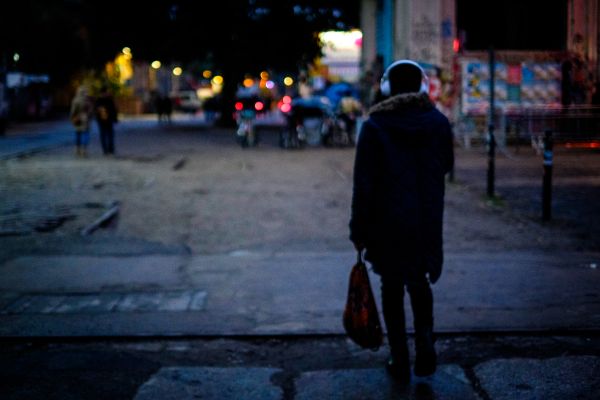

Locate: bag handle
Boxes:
[356,249,364,265]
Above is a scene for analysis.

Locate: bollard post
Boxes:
[487,130,496,197]
[542,130,553,221]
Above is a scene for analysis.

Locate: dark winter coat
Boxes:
[349,92,454,283]
[95,95,118,128]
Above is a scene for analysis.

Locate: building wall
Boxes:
[568,0,598,75]
[376,0,395,68]
[360,0,599,103]
[440,0,457,72]
[360,0,377,71]
[406,0,442,65]
[362,0,456,72]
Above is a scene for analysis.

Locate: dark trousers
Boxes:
[99,124,114,154]
[75,131,89,146]
[380,271,433,356]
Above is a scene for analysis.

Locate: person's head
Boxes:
[76,85,88,97]
[380,60,428,96]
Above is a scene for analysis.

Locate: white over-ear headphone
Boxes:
[380,59,429,96]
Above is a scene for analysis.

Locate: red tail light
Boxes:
[255,101,264,111]
[235,102,243,111]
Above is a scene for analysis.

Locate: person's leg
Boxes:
[406,275,436,376]
[380,273,410,381]
[406,275,433,328]
[107,125,115,154]
[75,131,82,156]
[99,126,109,154]
[80,131,89,157]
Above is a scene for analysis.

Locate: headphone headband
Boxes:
[380,60,429,96]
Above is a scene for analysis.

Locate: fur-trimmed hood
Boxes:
[368,92,433,115]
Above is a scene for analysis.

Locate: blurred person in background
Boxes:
[161,94,172,123]
[95,86,118,155]
[69,86,93,157]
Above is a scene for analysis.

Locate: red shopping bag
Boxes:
[343,251,383,350]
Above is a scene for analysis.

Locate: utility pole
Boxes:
[0,52,7,135]
[487,47,496,198]
[542,130,554,221]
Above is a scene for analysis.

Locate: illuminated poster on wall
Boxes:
[461,60,561,114]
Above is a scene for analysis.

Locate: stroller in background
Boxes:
[280,96,349,149]
[234,95,266,148]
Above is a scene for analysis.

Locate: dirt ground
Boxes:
[1,124,599,262]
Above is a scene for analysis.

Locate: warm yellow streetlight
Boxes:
[121,47,132,61]
[211,75,224,94]
[283,76,294,86]
[151,60,161,69]
[203,70,212,79]
[243,78,255,88]
[173,67,183,76]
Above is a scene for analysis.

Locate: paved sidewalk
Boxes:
[0,119,74,159]
[132,357,600,400]
[1,250,598,337]
[0,114,214,159]
[134,365,478,400]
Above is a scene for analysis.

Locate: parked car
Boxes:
[171,91,202,113]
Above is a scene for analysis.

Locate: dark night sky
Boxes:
[457,0,567,51]
[0,0,360,84]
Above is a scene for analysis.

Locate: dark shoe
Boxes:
[385,353,410,383]
[414,329,437,377]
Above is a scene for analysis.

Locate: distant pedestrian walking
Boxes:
[95,86,118,155]
[155,93,172,124]
[203,95,219,123]
[154,91,164,122]
[69,86,93,157]
[349,60,454,383]
[161,95,172,123]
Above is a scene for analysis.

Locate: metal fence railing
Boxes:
[454,106,600,149]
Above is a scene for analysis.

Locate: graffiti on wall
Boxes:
[410,0,441,65]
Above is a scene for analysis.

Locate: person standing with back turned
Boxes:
[349,60,454,383]
[95,86,118,155]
